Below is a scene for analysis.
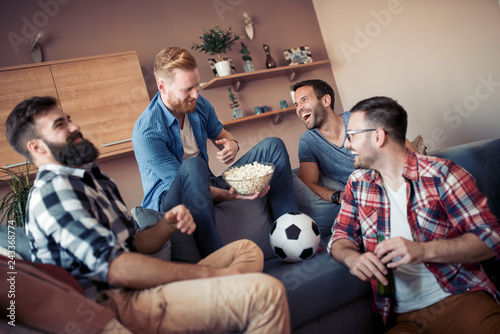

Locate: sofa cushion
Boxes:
[430,138,500,219]
[134,198,277,263]
[131,206,172,261]
[0,224,31,260]
[263,240,372,331]
[292,172,342,238]
[215,198,276,260]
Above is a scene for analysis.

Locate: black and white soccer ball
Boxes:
[269,212,321,263]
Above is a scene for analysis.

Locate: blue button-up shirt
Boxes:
[132,92,223,210]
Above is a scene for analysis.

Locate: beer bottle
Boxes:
[377,234,396,297]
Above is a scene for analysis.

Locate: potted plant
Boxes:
[228,86,243,119]
[192,26,241,77]
[0,162,33,227]
[240,42,255,72]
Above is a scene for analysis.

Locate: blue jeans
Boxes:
[161,137,299,258]
[224,137,299,219]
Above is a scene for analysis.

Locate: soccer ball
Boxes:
[269,212,321,263]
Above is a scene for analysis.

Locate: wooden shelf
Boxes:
[201,60,331,91]
[223,107,295,128]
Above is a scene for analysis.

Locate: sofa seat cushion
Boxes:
[215,197,276,260]
[292,172,342,238]
[143,197,277,263]
[263,240,372,330]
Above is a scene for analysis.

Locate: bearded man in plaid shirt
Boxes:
[328,96,500,333]
[5,96,291,334]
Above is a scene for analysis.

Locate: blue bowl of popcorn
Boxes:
[222,162,275,195]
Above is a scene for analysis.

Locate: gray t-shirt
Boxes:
[298,111,354,186]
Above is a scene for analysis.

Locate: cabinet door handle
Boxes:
[101,139,131,147]
[4,161,28,168]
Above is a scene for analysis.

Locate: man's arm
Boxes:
[133,205,195,254]
[299,161,342,203]
[212,128,239,165]
[107,251,241,290]
[330,239,389,285]
[375,233,495,269]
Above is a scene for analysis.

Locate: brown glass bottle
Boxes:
[377,234,396,297]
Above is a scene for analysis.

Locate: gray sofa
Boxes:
[2,137,499,333]
[182,137,500,333]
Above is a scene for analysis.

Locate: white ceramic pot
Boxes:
[215,60,231,77]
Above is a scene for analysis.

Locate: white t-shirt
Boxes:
[384,180,451,313]
[180,115,200,160]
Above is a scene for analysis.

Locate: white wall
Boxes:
[313,0,500,151]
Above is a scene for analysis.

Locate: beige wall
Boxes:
[313,0,500,151]
[0,0,338,209]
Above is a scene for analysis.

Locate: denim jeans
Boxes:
[225,137,299,219]
[160,137,299,258]
[160,156,222,258]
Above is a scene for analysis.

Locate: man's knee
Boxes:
[234,239,264,268]
[259,137,285,150]
[252,273,287,300]
[178,156,208,175]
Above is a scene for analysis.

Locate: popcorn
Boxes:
[223,162,275,195]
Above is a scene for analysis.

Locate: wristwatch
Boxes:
[331,191,342,204]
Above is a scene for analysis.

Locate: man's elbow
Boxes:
[107,253,129,287]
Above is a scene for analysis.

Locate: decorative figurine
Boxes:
[263,44,277,69]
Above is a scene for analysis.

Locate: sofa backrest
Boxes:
[430,138,500,220]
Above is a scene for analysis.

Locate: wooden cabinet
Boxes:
[0,51,150,170]
[0,66,59,168]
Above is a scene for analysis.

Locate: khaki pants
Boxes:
[386,291,500,334]
[100,240,291,334]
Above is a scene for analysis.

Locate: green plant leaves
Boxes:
[0,162,33,227]
[192,26,242,61]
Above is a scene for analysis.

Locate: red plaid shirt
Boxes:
[329,151,500,324]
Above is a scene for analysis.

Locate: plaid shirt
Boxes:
[26,163,136,300]
[132,92,223,210]
[328,151,500,324]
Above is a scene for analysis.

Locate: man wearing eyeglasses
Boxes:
[329,96,500,333]
[293,80,415,236]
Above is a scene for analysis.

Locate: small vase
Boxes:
[263,44,277,69]
[215,60,231,77]
[243,60,255,72]
[232,107,243,119]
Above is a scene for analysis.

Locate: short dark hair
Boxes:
[292,79,335,111]
[5,96,59,160]
[349,96,407,145]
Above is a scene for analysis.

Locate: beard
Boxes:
[167,95,197,114]
[353,141,377,170]
[306,103,328,129]
[44,132,100,167]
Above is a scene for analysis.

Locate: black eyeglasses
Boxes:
[345,129,377,141]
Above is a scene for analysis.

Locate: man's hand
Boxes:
[346,251,389,285]
[215,138,238,165]
[374,237,425,269]
[227,185,270,201]
[164,204,196,235]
